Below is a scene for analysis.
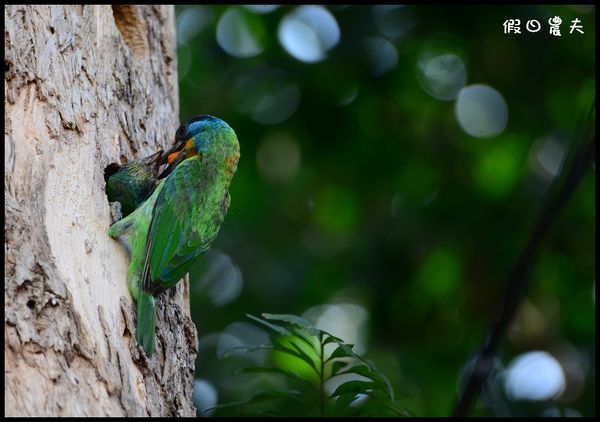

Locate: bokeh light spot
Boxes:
[230,67,301,124]
[337,84,359,107]
[504,351,566,401]
[362,37,398,77]
[256,132,302,185]
[243,5,280,14]
[474,136,524,199]
[313,185,360,235]
[303,302,369,355]
[177,6,214,45]
[192,251,243,307]
[216,7,265,58]
[529,135,566,181]
[278,6,340,63]
[417,53,467,100]
[455,84,508,137]
[372,5,415,39]
[217,322,270,363]
[252,83,301,125]
[194,379,218,416]
[416,247,462,300]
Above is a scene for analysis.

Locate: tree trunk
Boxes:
[4,5,198,416]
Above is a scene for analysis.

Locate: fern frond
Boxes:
[219,313,411,417]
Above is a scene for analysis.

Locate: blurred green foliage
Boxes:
[176,5,595,417]
[214,314,410,416]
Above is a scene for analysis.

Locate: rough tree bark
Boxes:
[4,5,198,416]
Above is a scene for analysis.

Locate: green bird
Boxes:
[105,149,164,218]
[108,115,240,356]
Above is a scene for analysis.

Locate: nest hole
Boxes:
[111,6,149,56]
[104,162,122,184]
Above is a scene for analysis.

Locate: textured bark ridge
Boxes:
[4,5,198,416]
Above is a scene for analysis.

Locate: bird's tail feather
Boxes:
[136,291,156,357]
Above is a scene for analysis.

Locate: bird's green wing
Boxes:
[140,157,210,293]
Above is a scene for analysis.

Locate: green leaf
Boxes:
[206,389,309,415]
[289,336,319,361]
[325,343,359,362]
[322,333,345,345]
[336,364,391,395]
[356,398,411,417]
[330,380,377,398]
[288,326,321,351]
[337,364,373,378]
[330,360,348,376]
[262,313,312,328]
[223,344,273,358]
[272,338,320,375]
[239,367,319,392]
[217,313,409,416]
[333,390,363,410]
[246,313,289,335]
[247,390,308,407]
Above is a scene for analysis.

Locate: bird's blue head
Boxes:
[175,115,233,154]
[159,115,239,178]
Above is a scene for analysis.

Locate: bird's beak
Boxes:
[158,133,188,178]
[159,138,186,166]
[142,149,164,168]
[158,136,202,179]
[145,149,163,161]
[158,149,187,179]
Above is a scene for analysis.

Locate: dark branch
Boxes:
[453,108,595,416]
